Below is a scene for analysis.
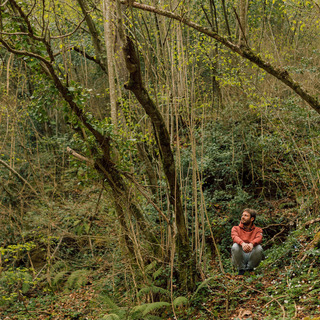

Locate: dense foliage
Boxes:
[1,0,320,318]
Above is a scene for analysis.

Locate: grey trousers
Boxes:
[231,243,264,271]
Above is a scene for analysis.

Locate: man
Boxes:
[231,208,264,275]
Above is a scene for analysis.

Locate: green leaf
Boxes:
[84,222,90,234]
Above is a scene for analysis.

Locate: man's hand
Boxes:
[241,242,253,253]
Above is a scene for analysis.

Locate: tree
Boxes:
[0,0,160,263]
[2,0,320,296]
[126,1,320,114]
[0,0,197,290]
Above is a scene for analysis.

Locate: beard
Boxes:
[242,220,251,226]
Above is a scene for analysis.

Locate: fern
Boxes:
[130,303,148,315]
[100,314,120,320]
[21,273,33,294]
[51,260,68,272]
[144,261,164,281]
[137,285,170,298]
[130,302,170,318]
[66,269,89,289]
[152,267,163,280]
[99,295,119,311]
[97,296,127,320]
[145,260,157,273]
[142,302,170,316]
[173,296,188,308]
[191,276,215,300]
[52,270,69,287]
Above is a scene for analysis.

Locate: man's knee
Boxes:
[248,245,264,268]
[253,245,263,256]
[231,243,241,254]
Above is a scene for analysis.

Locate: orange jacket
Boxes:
[231,223,263,246]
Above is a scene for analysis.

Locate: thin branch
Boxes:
[33,236,64,281]
[41,0,45,34]
[242,284,286,320]
[122,171,171,225]
[201,5,213,30]
[66,146,94,165]
[0,38,50,64]
[263,227,286,246]
[26,0,37,18]
[0,30,45,41]
[232,6,249,47]
[304,218,320,226]
[50,14,89,39]
[221,0,231,38]
[1,4,88,40]
[262,223,288,229]
[70,46,108,74]
[9,0,37,37]
[0,0,9,6]
[0,158,38,195]
[0,31,33,36]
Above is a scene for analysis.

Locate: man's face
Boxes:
[241,211,253,226]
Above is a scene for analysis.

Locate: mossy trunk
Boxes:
[122,36,197,290]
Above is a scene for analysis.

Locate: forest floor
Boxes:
[3,265,320,320]
[2,208,320,320]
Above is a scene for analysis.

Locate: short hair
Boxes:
[243,208,257,221]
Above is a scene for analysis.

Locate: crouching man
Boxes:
[231,208,264,275]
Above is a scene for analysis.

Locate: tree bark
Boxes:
[103,0,118,128]
[76,0,108,71]
[238,0,248,45]
[121,35,196,290]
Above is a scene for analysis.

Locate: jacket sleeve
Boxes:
[231,226,244,245]
[251,227,263,246]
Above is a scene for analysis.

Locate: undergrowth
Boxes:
[1,209,320,319]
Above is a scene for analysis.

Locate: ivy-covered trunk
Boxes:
[122,35,197,290]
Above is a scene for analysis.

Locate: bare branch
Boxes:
[66,147,94,165]
[0,31,38,36]
[26,0,37,19]
[0,38,50,64]
[9,0,37,37]
[233,6,249,47]
[52,46,108,74]
[0,0,9,7]
[122,171,171,225]
[0,158,38,195]
[51,12,89,39]
[304,218,320,226]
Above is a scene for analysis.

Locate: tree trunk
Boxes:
[238,0,248,45]
[103,0,118,128]
[76,0,108,71]
[121,35,196,290]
